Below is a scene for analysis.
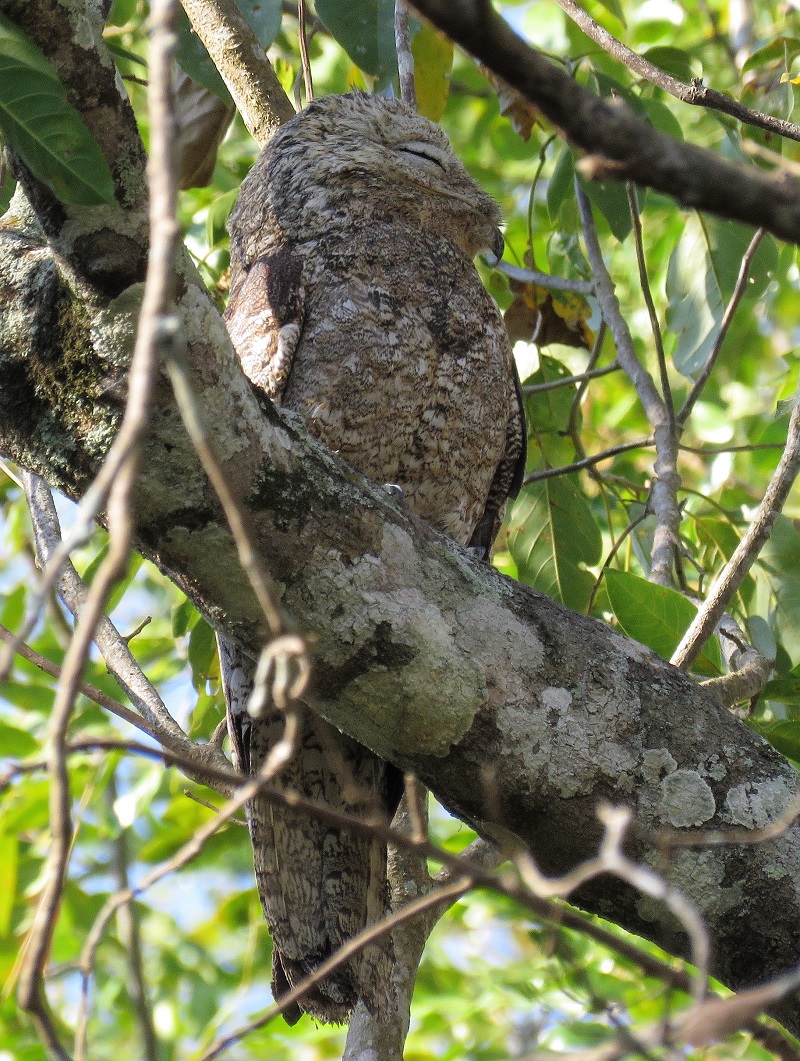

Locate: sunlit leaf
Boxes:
[605,569,723,675]
[411,23,452,121]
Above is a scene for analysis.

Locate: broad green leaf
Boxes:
[755,719,800,762]
[188,617,219,687]
[763,670,800,707]
[411,24,453,122]
[507,477,601,612]
[80,546,143,616]
[0,13,117,206]
[316,0,397,83]
[641,46,695,83]
[693,515,755,603]
[577,173,632,243]
[605,569,723,675]
[521,355,582,469]
[665,214,723,378]
[173,596,201,638]
[741,36,800,75]
[639,97,684,142]
[547,147,575,222]
[0,719,39,757]
[593,0,626,25]
[206,187,239,248]
[703,217,777,303]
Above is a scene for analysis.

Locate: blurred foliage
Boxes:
[2,0,800,1058]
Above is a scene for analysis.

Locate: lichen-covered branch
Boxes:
[4,204,800,1033]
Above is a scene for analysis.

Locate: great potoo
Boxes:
[221,90,526,1025]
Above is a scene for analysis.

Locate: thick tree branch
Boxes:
[4,209,800,1033]
[408,0,800,247]
[552,0,800,145]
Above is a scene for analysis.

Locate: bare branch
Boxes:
[395,0,417,108]
[407,0,800,246]
[577,183,681,587]
[523,437,654,483]
[552,0,800,145]
[496,259,594,294]
[672,398,800,670]
[521,361,620,395]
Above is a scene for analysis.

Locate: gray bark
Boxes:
[2,191,800,1034]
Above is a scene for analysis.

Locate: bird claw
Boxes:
[381,483,404,503]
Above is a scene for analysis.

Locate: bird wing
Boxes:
[224,245,305,403]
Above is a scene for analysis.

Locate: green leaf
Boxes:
[411,23,453,122]
[605,569,723,675]
[188,617,219,687]
[578,172,632,242]
[507,477,602,612]
[665,214,723,378]
[206,187,239,248]
[0,719,39,757]
[641,46,695,83]
[755,719,800,762]
[0,13,117,206]
[0,832,17,936]
[741,37,800,75]
[593,0,626,25]
[173,596,201,638]
[316,0,397,83]
[763,670,800,707]
[703,217,777,303]
[547,147,575,222]
[80,547,143,615]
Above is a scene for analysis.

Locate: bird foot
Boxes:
[381,483,404,503]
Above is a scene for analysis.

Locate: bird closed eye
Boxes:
[395,140,450,172]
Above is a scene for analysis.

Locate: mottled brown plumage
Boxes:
[222,91,526,1024]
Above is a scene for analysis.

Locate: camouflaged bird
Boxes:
[221,90,526,1025]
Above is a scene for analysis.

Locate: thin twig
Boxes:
[297,0,314,104]
[21,475,187,748]
[102,777,159,1061]
[496,259,594,294]
[0,620,161,737]
[627,183,673,431]
[672,397,800,670]
[164,349,287,640]
[24,734,693,1002]
[521,360,618,394]
[524,440,653,485]
[678,228,765,427]
[202,876,473,1060]
[577,181,681,588]
[552,0,800,145]
[395,0,417,108]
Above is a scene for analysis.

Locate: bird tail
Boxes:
[219,633,399,1024]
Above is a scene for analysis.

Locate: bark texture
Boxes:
[2,197,800,1033]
